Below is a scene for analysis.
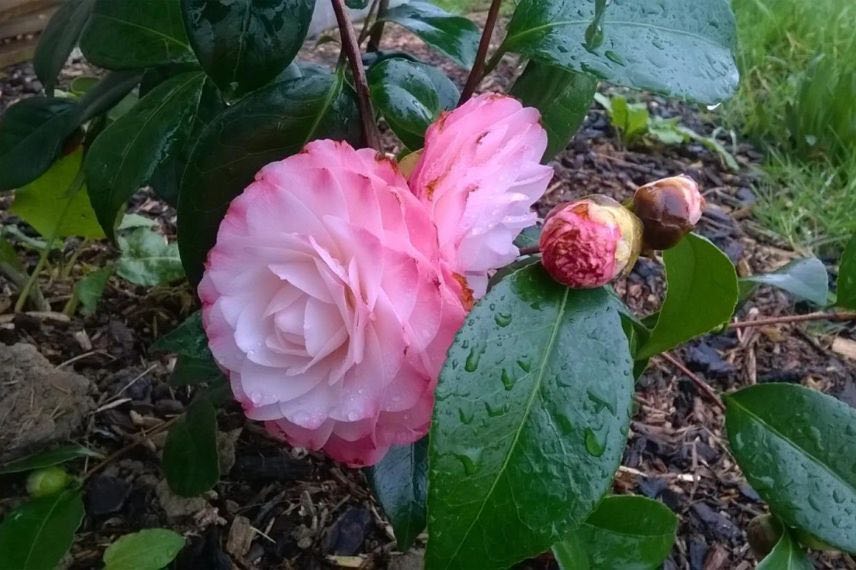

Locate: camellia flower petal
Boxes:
[539,195,643,289]
[407,93,553,297]
[199,140,468,466]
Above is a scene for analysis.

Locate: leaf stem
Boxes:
[331,0,381,150]
[367,0,389,50]
[660,352,725,412]
[518,245,540,256]
[729,311,856,329]
[459,0,505,104]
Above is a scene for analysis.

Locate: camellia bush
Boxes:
[1,0,856,568]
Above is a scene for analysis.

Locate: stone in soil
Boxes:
[322,505,372,555]
[0,343,94,463]
[85,474,130,516]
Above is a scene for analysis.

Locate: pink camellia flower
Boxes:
[539,195,643,289]
[408,93,553,297]
[633,175,704,250]
[199,94,551,466]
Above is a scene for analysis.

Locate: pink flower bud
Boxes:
[633,175,704,250]
[539,195,643,288]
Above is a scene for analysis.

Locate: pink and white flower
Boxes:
[199,94,551,466]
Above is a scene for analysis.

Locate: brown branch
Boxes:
[331,0,381,150]
[660,352,726,412]
[367,0,389,51]
[458,0,503,104]
[84,416,178,480]
[729,311,856,329]
[518,244,540,256]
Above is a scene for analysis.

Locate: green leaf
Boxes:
[513,225,541,249]
[757,528,813,570]
[11,149,104,239]
[365,439,427,551]
[646,117,687,145]
[116,226,184,286]
[427,264,633,569]
[0,235,22,272]
[150,311,209,359]
[637,234,738,359]
[0,489,84,570]
[75,266,113,316]
[378,2,480,67]
[0,97,80,191]
[163,397,220,496]
[552,495,678,569]
[837,234,856,309]
[502,0,738,104]
[178,71,361,284]
[368,58,457,149]
[607,95,649,145]
[510,62,597,159]
[103,528,185,570]
[0,445,102,475]
[741,257,829,306]
[77,70,145,124]
[33,0,97,94]
[181,0,315,96]
[171,355,224,387]
[725,383,856,553]
[80,0,195,69]
[84,72,212,237]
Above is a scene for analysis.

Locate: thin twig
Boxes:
[518,245,540,256]
[660,352,726,412]
[729,311,856,329]
[84,416,178,480]
[459,0,504,104]
[367,0,389,51]
[331,0,381,150]
[357,0,382,44]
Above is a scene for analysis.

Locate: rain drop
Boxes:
[495,312,512,327]
[501,369,515,391]
[584,428,606,457]
[465,347,481,372]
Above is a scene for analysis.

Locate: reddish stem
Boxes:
[660,352,726,412]
[729,311,856,329]
[458,0,503,104]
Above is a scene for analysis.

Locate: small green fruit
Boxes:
[26,466,71,497]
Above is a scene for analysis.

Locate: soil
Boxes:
[1,20,855,570]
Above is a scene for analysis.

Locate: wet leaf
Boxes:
[378,2,479,67]
[837,234,856,309]
[757,527,812,570]
[178,71,361,284]
[725,383,856,553]
[0,489,84,570]
[182,0,315,95]
[150,311,209,359]
[80,0,195,69]
[511,62,597,159]
[0,97,80,191]
[427,264,633,569]
[76,71,145,124]
[170,355,224,387]
[368,57,458,149]
[741,257,829,306]
[552,495,678,569]
[163,397,219,496]
[75,267,113,316]
[34,0,96,94]
[0,445,102,475]
[116,226,184,286]
[637,234,738,359]
[502,0,738,104]
[103,528,185,570]
[365,438,428,550]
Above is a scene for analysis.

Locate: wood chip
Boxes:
[831,337,856,361]
[226,515,255,558]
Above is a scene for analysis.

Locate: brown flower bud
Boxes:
[632,175,704,250]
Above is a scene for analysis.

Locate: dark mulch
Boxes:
[1,21,855,570]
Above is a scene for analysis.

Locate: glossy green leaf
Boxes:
[608,96,649,145]
[11,149,103,239]
[741,257,829,306]
[171,355,224,387]
[33,0,96,94]
[427,264,633,569]
[103,528,185,570]
[163,397,219,496]
[0,489,84,570]
[725,383,856,553]
[757,527,813,570]
[513,225,541,249]
[0,445,102,475]
[368,58,457,149]
[77,70,145,124]
[502,0,738,104]
[0,235,22,272]
[116,226,184,286]
[74,266,113,316]
[837,234,856,309]
[510,62,597,159]
[182,0,315,95]
[637,234,738,359]
[366,438,427,550]
[378,2,480,67]
[552,495,678,570]
[84,72,211,237]
[151,311,209,359]
[80,0,195,69]
[178,71,361,284]
[0,98,80,191]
